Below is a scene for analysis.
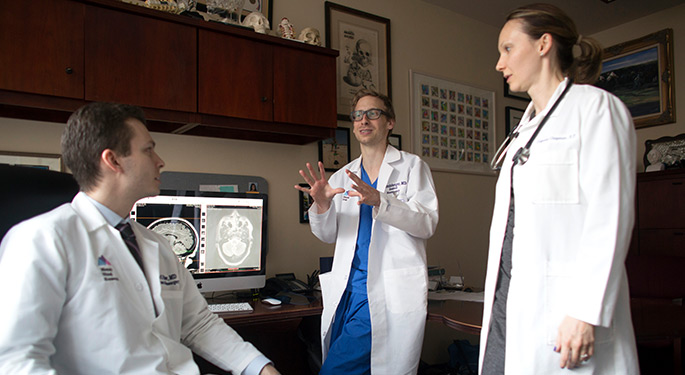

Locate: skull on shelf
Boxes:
[298,27,321,46]
[242,11,270,34]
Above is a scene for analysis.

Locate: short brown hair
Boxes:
[61,102,146,191]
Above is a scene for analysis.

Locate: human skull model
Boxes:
[298,27,321,46]
[279,17,295,39]
[242,11,270,34]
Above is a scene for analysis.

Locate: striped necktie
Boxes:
[116,222,144,271]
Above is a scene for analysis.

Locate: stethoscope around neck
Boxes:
[490,80,573,171]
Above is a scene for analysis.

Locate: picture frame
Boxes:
[318,127,351,171]
[241,0,272,26]
[389,134,402,150]
[325,2,391,121]
[503,79,530,102]
[596,28,675,128]
[410,70,496,175]
[505,106,525,136]
[298,184,314,223]
[0,151,63,171]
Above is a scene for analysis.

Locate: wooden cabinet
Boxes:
[273,46,337,127]
[0,0,84,99]
[85,6,197,112]
[198,31,337,129]
[0,0,338,144]
[633,169,685,256]
[198,30,273,121]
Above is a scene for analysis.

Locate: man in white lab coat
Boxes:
[296,89,439,374]
[0,103,281,375]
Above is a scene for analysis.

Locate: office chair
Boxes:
[0,164,79,241]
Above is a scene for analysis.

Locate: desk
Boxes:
[427,299,483,335]
[217,298,322,325]
[201,298,322,375]
[205,298,483,374]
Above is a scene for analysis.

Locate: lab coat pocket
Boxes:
[544,261,572,345]
[544,262,615,345]
[384,266,427,314]
[530,148,579,204]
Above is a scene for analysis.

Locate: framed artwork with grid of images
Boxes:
[410,71,496,175]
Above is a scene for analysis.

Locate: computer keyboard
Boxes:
[207,302,254,314]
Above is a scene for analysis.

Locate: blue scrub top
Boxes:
[347,165,377,293]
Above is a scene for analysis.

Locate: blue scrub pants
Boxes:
[319,289,371,375]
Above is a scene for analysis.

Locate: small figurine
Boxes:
[242,11,270,34]
[278,17,295,39]
[298,27,321,46]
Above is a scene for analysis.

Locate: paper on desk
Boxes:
[428,290,484,302]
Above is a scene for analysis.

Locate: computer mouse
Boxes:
[261,297,282,306]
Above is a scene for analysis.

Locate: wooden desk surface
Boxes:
[216,297,484,332]
[425,298,685,341]
[216,298,323,326]
[427,299,483,335]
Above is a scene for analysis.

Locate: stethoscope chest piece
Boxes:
[512,147,530,166]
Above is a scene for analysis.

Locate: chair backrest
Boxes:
[0,164,79,241]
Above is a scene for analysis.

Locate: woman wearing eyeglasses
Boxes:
[480,4,638,374]
[295,89,438,374]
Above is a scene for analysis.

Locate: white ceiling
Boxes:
[422,0,685,35]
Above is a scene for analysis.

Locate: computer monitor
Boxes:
[130,190,267,293]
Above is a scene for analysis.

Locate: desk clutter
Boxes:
[428,266,465,291]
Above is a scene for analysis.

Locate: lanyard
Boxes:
[511,81,573,166]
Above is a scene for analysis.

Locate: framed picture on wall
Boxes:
[505,106,525,135]
[503,79,530,102]
[325,2,391,121]
[410,70,496,175]
[242,0,272,25]
[298,184,314,223]
[0,151,63,171]
[596,28,675,128]
[318,127,351,171]
[389,134,402,150]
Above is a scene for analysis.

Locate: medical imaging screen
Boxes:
[131,194,265,275]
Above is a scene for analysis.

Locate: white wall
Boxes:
[2,0,683,365]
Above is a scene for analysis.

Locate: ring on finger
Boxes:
[580,353,590,361]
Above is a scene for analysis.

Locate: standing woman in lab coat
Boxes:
[295,89,438,374]
[481,3,638,374]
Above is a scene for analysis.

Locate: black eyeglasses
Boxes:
[350,108,389,122]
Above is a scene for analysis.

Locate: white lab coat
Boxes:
[310,146,439,375]
[479,80,639,374]
[0,192,263,375]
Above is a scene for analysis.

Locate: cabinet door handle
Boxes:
[672,182,683,186]
[261,97,268,102]
[65,67,73,75]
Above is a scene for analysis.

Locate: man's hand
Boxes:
[294,161,345,213]
[345,169,380,207]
